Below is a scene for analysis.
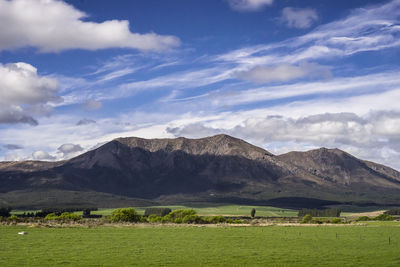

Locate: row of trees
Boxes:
[110,208,243,224]
[298,208,341,218]
[0,207,11,217]
[384,208,400,215]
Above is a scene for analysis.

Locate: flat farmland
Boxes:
[1,225,400,266]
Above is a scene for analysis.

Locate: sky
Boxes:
[0,0,400,170]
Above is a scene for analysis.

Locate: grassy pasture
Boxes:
[1,225,400,266]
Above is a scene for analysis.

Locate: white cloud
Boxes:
[234,62,331,83]
[0,0,180,52]
[83,99,102,110]
[57,143,84,159]
[218,0,400,65]
[0,62,61,125]
[32,150,56,161]
[281,7,318,29]
[227,0,274,11]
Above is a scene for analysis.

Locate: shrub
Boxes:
[110,208,139,222]
[330,218,342,224]
[174,218,183,224]
[44,213,59,220]
[211,216,226,223]
[58,212,81,221]
[226,219,234,223]
[8,215,18,222]
[148,215,163,223]
[356,216,371,221]
[168,209,197,219]
[301,214,312,224]
[144,208,172,217]
[182,215,201,224]
[374,214,394,221]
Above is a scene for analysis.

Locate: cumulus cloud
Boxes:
[76,119,96,126]
[166,111,400,170]
[32,150,56,161]
[235,62,331,83]
[0,0,180,52]
[83,99,102,110]
[57,143,84,159]
[227,0,273,12]
[281,7,318,29]
[0,62,60,125]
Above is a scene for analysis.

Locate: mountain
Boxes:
[1,134,400,208]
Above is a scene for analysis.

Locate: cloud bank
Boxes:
[0,0,180,52]
[0,62,61,125]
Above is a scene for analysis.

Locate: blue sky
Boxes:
[0,0,400,169]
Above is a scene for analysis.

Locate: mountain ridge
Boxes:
[1,134,400,208]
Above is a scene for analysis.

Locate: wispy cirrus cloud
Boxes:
[227,0,273,12]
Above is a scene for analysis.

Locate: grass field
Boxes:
[1,224,400,266]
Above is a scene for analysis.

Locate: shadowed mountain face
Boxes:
[1,134,400,208]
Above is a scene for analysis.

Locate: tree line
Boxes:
[298,208,341,217]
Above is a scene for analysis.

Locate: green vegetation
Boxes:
[251,208,256,218]
[90,205,297,217]
[298,208,341,217]
[0,207,11,217]
[384,208,400,215]
[109,208,139,222]
[44,212,81,222]
[1,225,400,266]
[357,214,395,222]
[144,207,171,217]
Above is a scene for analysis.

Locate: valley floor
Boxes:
[1,224,399,266]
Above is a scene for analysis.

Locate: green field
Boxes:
[87,205,298,217]
[1,225,400,266]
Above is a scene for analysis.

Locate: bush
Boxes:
[374,214,394,221]
[163,209,197,223]
[44,213,59,220]
[144,208,172,217]
[58,212,81,221]
[356,216,371,221]
[330,218,342,224]
[211,216,226,223]
[148,215,163,223]
[8,215,18,222]
[110,208,139,222]
[182,215,202,224]
[301,214,312,224]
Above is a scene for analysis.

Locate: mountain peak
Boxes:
[113,134,273,159]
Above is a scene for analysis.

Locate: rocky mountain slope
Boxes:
[1,134,400,208]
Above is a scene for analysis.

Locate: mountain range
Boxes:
[1,134,400,209]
